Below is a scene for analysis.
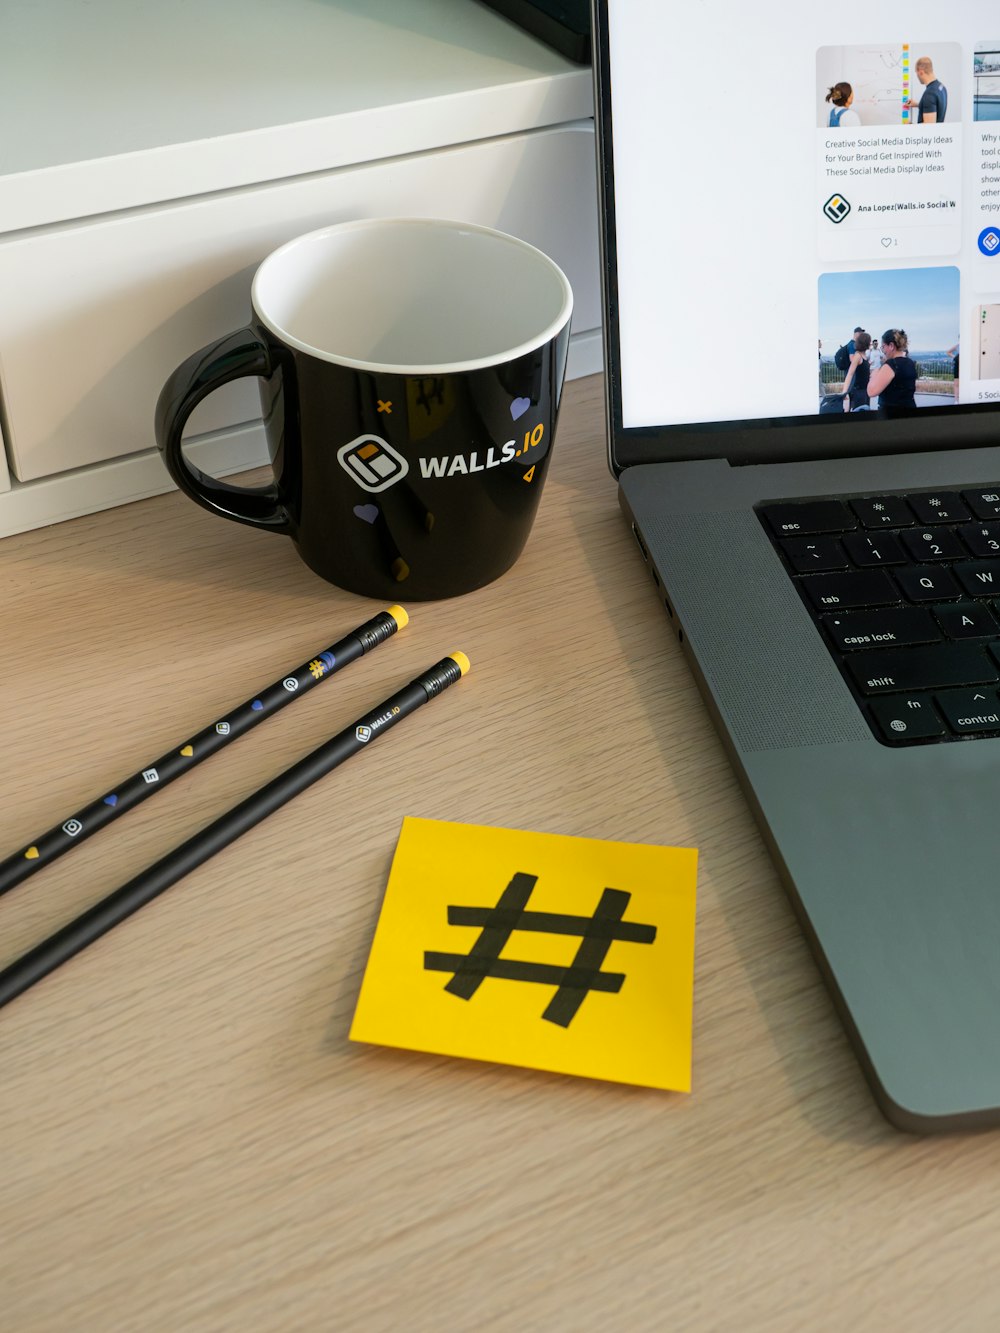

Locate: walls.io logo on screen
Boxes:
[823,194,852,224]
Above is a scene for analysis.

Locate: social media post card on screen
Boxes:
[817,43,962,262]
[966,44,1000,404]
[974,42,1000,256]
[962,296,1000,404]
[817,267,960,414]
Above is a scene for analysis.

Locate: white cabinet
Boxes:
[0,125,599,484]
[0,0,597,535]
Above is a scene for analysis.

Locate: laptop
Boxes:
[594,1,1000,1132]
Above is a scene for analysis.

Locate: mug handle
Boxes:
[154,328,292,533]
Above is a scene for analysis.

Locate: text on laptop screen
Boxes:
[607,2,1000,433]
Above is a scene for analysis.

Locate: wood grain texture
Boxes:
[1,376,997,1331]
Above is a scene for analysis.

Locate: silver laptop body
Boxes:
[594,1,1000,1131]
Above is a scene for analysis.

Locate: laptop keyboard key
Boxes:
[953,560,1000,599]
[958,521,1000,558]
[846,643,999,695]
[962,490,1000,520]
[761,500,855,536]
[801,569,899,611]
[894,566,961,602]
[935,689,1000,735]
[933,601,1000,639]
[851,496,914,528]
[908,492,971,525]
[869,695,947,742]
[900,528,965,562]
[779,536,849,572]
[823,606,941,652]
[842,531,907,566]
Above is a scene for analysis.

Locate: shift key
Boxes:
[846,643,1000,695]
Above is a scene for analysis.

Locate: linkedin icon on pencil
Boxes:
[155,218,574,599]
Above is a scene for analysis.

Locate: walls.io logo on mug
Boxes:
[337,435,409,493]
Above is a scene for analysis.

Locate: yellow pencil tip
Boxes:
[449,651,471,677]
[386,604,409,629]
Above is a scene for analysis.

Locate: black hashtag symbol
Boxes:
[424,872,656,1027]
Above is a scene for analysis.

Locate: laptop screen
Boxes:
[598,1,1000,466]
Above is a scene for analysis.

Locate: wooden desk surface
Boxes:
[1,375,997,1331]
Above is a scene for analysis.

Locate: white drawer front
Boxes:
[0,124,599,483]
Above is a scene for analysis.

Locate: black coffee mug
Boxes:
[155,218,573,599]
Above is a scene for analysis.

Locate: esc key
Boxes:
[761,500,856,537]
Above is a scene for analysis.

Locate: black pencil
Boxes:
[0,605,410,898]
[0,652,470,1011]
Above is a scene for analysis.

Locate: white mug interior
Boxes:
[251,217,573,375]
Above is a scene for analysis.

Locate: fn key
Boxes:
[869,695,946,742]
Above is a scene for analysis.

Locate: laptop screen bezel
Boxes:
[593,1,1000,478]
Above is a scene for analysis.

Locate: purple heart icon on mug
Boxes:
[510,396,531,420]
[353,504,379,524]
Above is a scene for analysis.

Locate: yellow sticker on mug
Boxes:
[350,818,698,1091]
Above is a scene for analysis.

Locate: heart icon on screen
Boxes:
[881,237,892,248]
[510,396,531,420]
[354,504,379,524]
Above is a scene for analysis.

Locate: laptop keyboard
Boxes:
[758,488,1000,746]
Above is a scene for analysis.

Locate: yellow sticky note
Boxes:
[350,818,698,1091]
